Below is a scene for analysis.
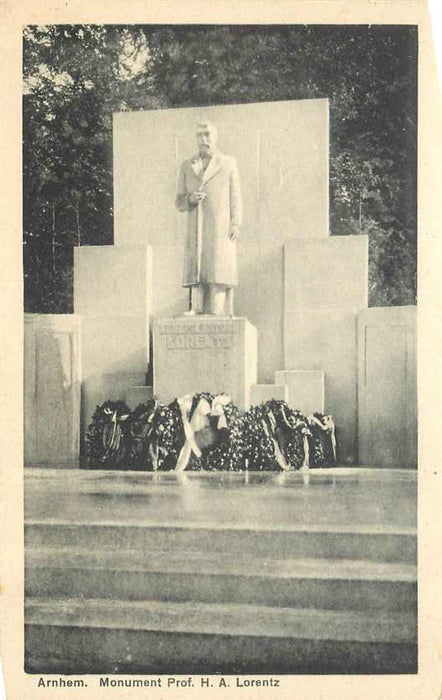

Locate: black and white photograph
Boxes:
[21,20,419,676]
[2,2,441,697]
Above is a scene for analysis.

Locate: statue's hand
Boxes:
[188,189,206,206]
[229,225,240,241]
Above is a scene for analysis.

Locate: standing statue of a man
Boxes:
[175,120,242,316]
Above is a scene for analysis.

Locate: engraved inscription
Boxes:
[159,321,233,335]
[166,333,232,350]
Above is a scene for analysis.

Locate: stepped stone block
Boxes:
[250,384,288,405]
[24,315,81,466]
[284,311,357,464]
[126,386,154,410]
[74,244,152,318]
[153,317,257,408]
[284,236,368,311]
[80,317,148,379]
[74,245,152,432]
[80,317,148,429]
[275,370,324,415]
[235,242,284,383]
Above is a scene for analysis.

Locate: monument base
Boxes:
[153,316,257,408]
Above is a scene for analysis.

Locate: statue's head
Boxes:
[196,120,218,158]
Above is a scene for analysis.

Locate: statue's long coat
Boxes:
[175,151,242,288]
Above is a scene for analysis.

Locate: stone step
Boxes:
[26,547,417,612]
[25,522,416,564]
[25,596,417,642]
[25,597,417,674]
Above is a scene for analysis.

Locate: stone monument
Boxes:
[42,98,415,468]
[22,100,417,468]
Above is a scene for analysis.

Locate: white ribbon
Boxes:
[210,394,232,429]
[175,394,212,471]
[267,410,277,432]
[192,397,211,433]
[322,415,337,462]
[301,431,310,471]
[149,442,159,471]
[281,405,292,428]
[262,414,290,472]
[273,438,290,471]
[102,409,129,452]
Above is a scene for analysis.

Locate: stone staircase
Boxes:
[24,468,417,675]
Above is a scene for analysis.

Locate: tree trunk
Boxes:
[76,200,81,247]
[51,203,56,279]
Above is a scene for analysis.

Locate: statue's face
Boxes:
[196,123,217,157]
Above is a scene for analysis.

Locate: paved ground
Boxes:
[25,467,416,531]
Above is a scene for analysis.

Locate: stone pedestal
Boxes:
[153,317,257,408]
